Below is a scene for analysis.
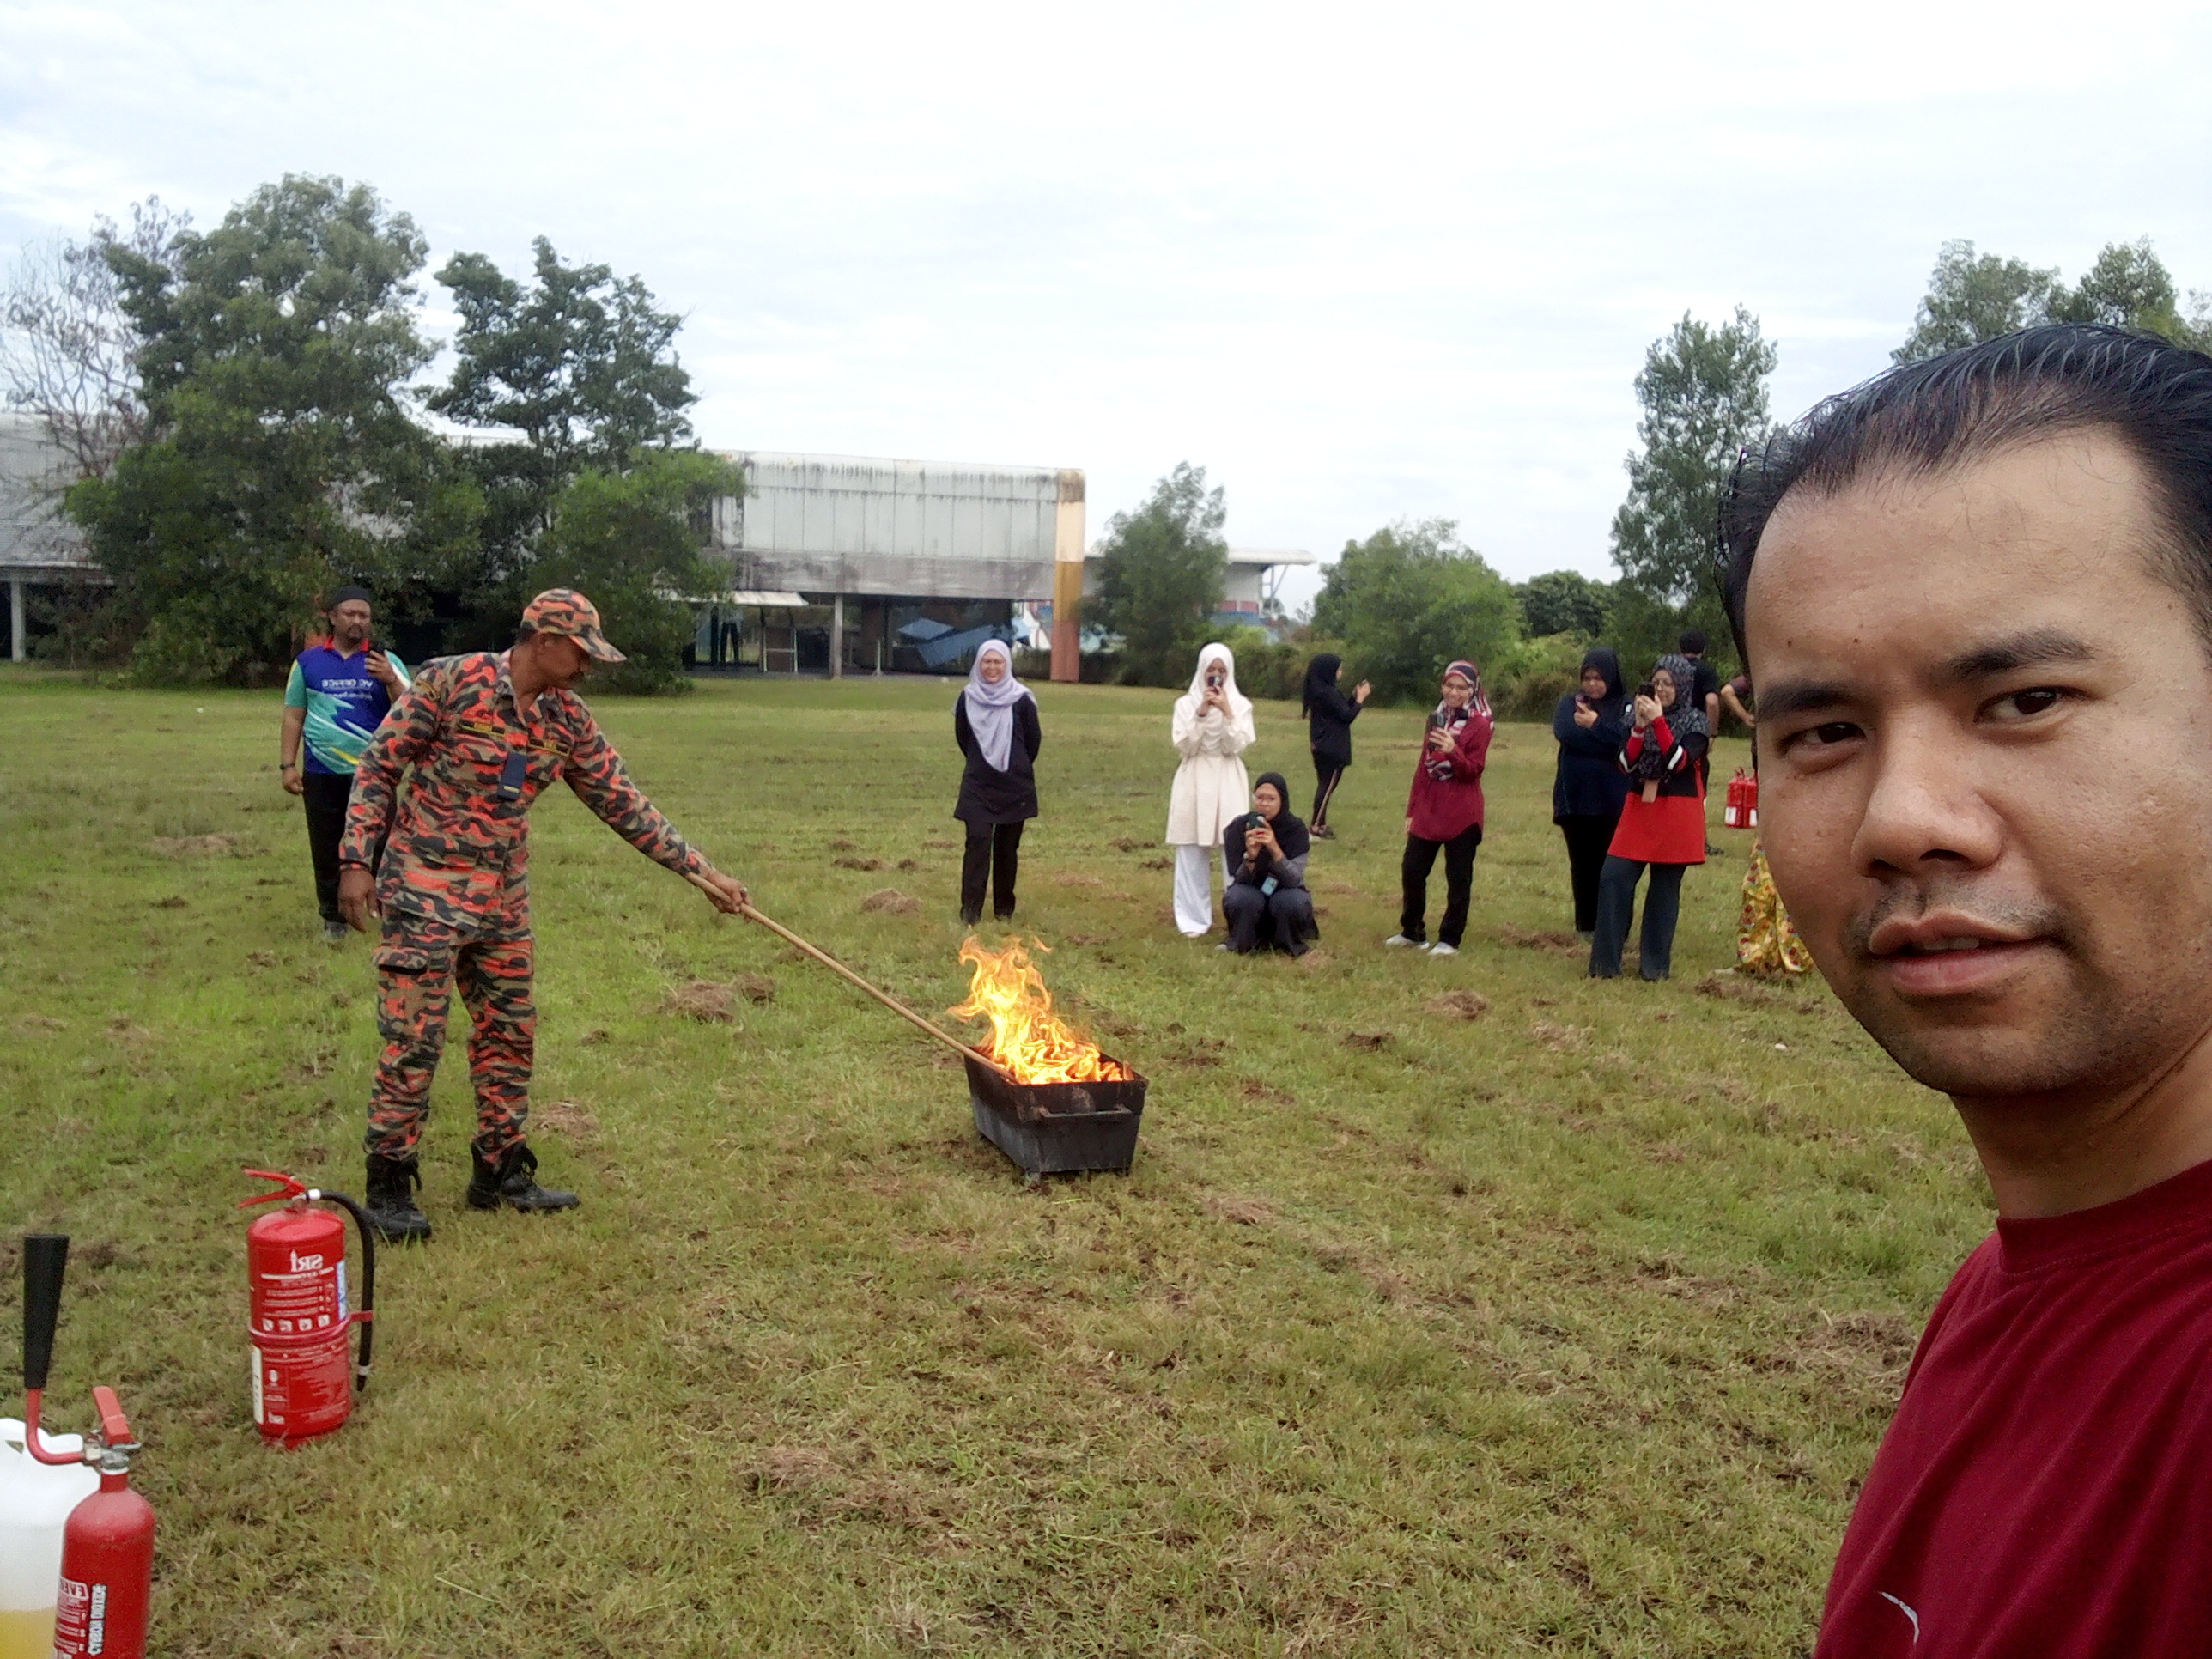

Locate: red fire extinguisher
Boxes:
[21,1233,156,1659]
[237,1170,377,1447]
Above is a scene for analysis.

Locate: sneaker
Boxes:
[1216,943,1231,952]
[1384,933,1423,948]
[1428,942,1458,957]
[322,919,349,944]
[1310,824,1336,840]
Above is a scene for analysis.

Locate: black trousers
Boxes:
[301,771,355,923]
[1224,881,1316,955]
[1557,813,1620,933]
[1310,757,1346,828]
[1589,856,1686,980]
[961,821,1024,920]
[1399,823,1482,947]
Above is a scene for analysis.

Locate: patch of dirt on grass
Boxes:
[1110,836,1146,852]
[665,981,738,1022]
[1238,1076,1296,1104]
[14,1014,66,1035]
[1055,872,1105,887]
[246,950,279,969]
[1206,1193,1274,1226]
[1498,924,1581,953]
[1342,1030,1393,1052]
[150,833,254,858]
[1698,970,1826,1014]
[533,1099,600,1143]
[1140,855,1173,870]
[860,888,921,915]
[833,854,885,871]
[154,896,187,909]
[1297,946,1334,971]
[896,858,919,871]
[1060,933,1108,945]
[1530,1020,1591,1052]
[576,1027,610,1046]
[738,1443,840,1492]
[921,838,956,850]
[827,837,858,851]
[1426,989,1490,1019]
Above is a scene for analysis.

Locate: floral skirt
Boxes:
[1736,837,1814,976]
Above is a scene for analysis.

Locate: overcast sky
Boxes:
[5,0,2210,609]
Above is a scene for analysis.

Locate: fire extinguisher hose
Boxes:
[313,1191,377,1390]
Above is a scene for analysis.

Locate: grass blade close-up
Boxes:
[0,669,1984,1656]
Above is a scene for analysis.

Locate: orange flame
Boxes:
[949,936,1131,1084]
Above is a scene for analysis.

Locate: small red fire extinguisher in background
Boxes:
[238,1170,377,1447]
[21,1233,156,1659]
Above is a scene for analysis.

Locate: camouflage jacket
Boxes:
[339,652,712,933]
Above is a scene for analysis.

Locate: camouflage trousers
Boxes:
[365,910,534,1160]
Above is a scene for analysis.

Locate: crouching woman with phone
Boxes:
[1223,773,1318,956]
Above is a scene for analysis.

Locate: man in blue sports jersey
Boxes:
[281,586,409,941]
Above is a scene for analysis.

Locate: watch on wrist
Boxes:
[279,761,298,770]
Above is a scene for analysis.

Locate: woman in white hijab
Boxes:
[1165,641,1256,936]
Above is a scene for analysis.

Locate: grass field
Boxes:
[0,667,1985,1656]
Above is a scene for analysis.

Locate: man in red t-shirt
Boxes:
[1718,325,2212,1656]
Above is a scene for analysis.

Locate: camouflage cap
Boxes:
[521,588,626,663]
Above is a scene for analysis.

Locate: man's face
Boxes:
[1747,429,2212,1103]
[330,601,372,646]
[526,633,594,690]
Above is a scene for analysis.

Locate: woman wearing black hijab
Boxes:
[1222,773,1318,956]
[1302,653,1370,837]
[1551,647,1632,939]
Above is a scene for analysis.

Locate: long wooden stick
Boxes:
[687,874,997,1070]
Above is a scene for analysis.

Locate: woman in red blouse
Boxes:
[1385,660,1493,957]
[1589,653,1708,979]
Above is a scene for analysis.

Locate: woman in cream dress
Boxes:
[1165,642,1256,936]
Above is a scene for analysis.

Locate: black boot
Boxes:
[364,1154,433,1243]
[466,1142,580,1213]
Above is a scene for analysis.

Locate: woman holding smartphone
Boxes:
[953,640,1042,926]
[1589,653,1708,980]
[1165,642,1255,937]
[1387,659,1492,957]
[1551,647,1631,939]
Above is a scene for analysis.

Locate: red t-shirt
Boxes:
[1819,1157,2212,1657]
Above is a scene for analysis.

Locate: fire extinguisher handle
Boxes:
[22,1232,67,1392]
[309,1192,377,1391]
[91,1384,137,1452]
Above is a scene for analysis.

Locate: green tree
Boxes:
[1311,519,1519,704]
[428,238,697,553]
[1609,307,1773,664]
[531,449,738,694]
[68,174,477,683]
[1090,462,1228,686]
[1516,569,1611,639]
[1894,240,2060,363]
[2051,238,2185,337]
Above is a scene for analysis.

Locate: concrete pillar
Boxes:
[1049,470,1086,683]
[9,579,22,664]
[830,592,844,678]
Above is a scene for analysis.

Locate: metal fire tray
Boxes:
[963,1052,1149,1178]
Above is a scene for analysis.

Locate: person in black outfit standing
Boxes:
[1551,647,1632,940]
[953,640,1042,925]
[1301,653,1370,837]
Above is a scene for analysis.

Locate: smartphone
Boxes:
[1638,681,1656,698]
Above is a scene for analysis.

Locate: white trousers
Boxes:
[1173,842,1220,936]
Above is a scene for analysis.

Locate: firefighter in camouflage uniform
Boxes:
[338,588,749,1242]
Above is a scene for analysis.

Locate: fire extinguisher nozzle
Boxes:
[23,1232,69,1392]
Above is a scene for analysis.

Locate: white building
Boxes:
[0,414,103,662]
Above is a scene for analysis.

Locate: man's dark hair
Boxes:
[1678,628,1707,655]
[1717,325,2212,660]
[514,624,538,646]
